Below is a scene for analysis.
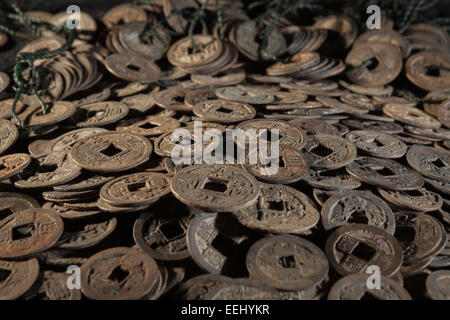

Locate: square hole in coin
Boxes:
[351,242,376,262]
[347,211,369,224]
[12,223,35,241]
[267,200,286,211]
[127,182,147,193]
[108,265,129,283]
[138,122,158,129]
[159,221,185,241]
[374,167,395,176]
[211,233,235,257]
[0,268,11,282]
[0,163,6,171]
[432,158,447,168]
[278,255,298,269]
[310,145,333,157]
[0,208,13,220]
[360,291,379,300]
[126,64,141,72]
[100,143,122,157]
[201,178,229,193]
[215,107,233,114]
[394,226,416,243]
[37,164,58,173]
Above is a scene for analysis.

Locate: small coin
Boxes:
[321,190,395,234]
[0,120,19,155]
[0,153,31,181]
[303,134,357,169]
[406,146,450,183]
[325,224,403,277]
[384,104,441,129]
[171,164,260,212]
[394,212,447,265]
[0,99,25,119]
[100,172,171,207]
[71,101,129,127]
[405,51,450,92]
[215,86,274,104]
[193,99,256,123]
[234,183,320,234]
[80,247,160,300]
[105,53,161,83]
[0,258,40,300]
[346,130,407,159]
[70,132,152,173]
[0,208,63,258]
[18,101,76,127]
[133,199,193,261]
[346,156,424,191]
[378,187,443,212]
[426,270,450,300]
[187,213,250,275]
[328,274,411,300]
[304,167,362,190]
[246,235,329,291]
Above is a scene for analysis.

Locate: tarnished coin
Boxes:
[267,52,320,76]
[102,4,147,27]
[18,101,76,127]
[244,144,309,184]
[384,104,441,129]
[133,199,193,261]
[105,53,161,83]
[304,167,362,191]
[342,119,403,134]
[235,119,306,151]
[406,146,450,183]
[234,183,320,234]
[394,212,447,265]
[191,69,246,87]
[328,274,411,300]
[164,0,199,34]
[28,127,107,158]
[25,270,81,300]
[171,274,232,300]
[325,224,403,277]
[70,132,152,172]
[14,153,82,189]
[171,164,260,212]
[426,270,450,300]
[0,258,40,300]
[0,120,19,155]
[346,41,402,87]
[43,202,102,220]
[0,192,40,221]
[438,99,450,129]
[0,72,9,94]
[215,86,274,104]
[321,191,395,234]
[303,134,357,169]
[0,208,63,258]
[424,177,450,195]
[121,93,157,113]
[0,99,25,119]
[346,157,424,191]
[0,153,31,181]
[346,130,407,159]
[291,119,340,136]
[246,235,329,291]
[405,51,450,92]
[187,213,250,275]
[100,172,171,207]
[57,215,117,250]
[117,116,180,136]
[53,173,114,192]
[71,101,129,127]
[80,247,159,300]
[378,187,443,212]
[168,35,222,69]
[193,99,256,123]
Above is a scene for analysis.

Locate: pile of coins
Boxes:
[0,1,449,300]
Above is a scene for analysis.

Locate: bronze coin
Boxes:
[70,132,152,173]
[303,134,357,169]
[80,247,160,300]
[406,145,450,183]
[328,274,411,300]
[102,4,147,28]
[0,208,63,258]
[0,153,31,181]
[304,167,362,191]
[171,164,260,212]
[246,235,329,291]
[43,202,102,220]
[0,119,19,154]
[384,104,441,129]
[234,183,320,234]
[426,270,450,300]
[215,86,274,104]
[405,51,450,92]
[0,258,40,300]
[0,99,25,119]
[105,53,161,83]
[325,224,403,277]
[347,156,424,191]
[346,130,407,159]
[18,101,76,127]
[378,187,443,212]
[438,99,450,129]
[193,99,256,123]
[117,116,180,137]
[71,101,129,127]
[346,41,402,87]
[321,190,395,234]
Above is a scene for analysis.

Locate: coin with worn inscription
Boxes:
[406,146,450,183]
[346,130,407,159]
[0,153,31,181]
[0,258,40,300]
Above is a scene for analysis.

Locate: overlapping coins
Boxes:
[0,2,449,301]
